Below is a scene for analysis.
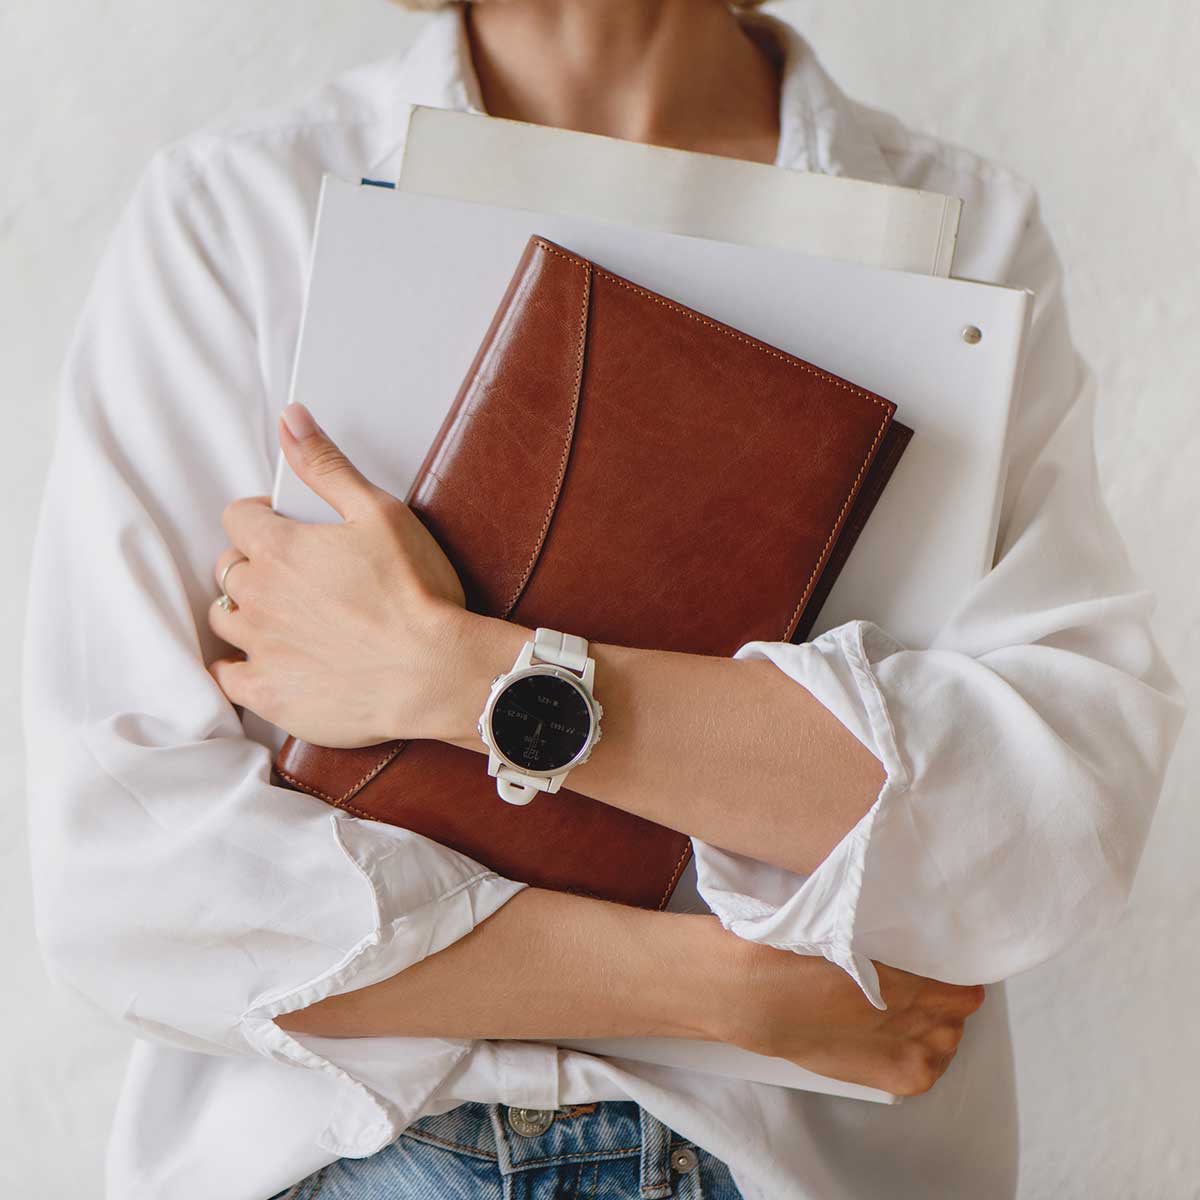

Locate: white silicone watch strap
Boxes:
[495,769,541,805]
[531,627,589,674]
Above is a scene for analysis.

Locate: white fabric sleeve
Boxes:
[23,144,526,1155]
[691,190,1189,1009]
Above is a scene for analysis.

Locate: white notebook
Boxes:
[272,176,1032,1102]
[396,105,963,278]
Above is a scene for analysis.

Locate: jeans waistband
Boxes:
[402,1101,685,1200]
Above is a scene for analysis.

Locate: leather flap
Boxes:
[407,239,593,619]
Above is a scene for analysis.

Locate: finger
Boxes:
[207,593,254,651]
[212,546,251,594]
[278,402,382,521]
[221,495,289,560]
[208,656,253,707]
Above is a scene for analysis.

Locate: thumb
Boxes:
[279,402,380,520]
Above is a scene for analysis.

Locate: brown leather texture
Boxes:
[273,234,911,910]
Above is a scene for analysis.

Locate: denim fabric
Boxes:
[269,1101,743,1199]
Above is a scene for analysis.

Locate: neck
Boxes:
[463,0,782,165]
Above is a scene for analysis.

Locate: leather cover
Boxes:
[273,235,913,911]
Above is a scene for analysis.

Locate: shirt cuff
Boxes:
[690,619,909,1011]
[238,812,527,1157]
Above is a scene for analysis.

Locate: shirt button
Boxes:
[506,1106,555,1137]
[671,1146,699,1173]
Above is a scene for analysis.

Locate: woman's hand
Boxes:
[207,402,486,747]
[724,939,986,1096]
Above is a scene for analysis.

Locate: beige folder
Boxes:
[395,105,963,277]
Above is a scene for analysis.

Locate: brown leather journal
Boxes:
[273,234,912,910]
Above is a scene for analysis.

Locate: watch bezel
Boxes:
[482,664,599,779]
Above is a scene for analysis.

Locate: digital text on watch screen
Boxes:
[491,674,592,773]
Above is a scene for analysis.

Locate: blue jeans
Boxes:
[270,1100,743,1199]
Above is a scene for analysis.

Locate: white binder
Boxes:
[274,177,1030,653]
[271,175,1032,1102]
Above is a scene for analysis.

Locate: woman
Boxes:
[24,1,1186,1198]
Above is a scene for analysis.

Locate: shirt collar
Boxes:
[376,2,896,185]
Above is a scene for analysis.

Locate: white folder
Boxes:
[271,175,1032,1102]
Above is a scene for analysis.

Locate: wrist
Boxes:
[712,934,842,1060]
[647,913,761,1044]
[426,610,532,746]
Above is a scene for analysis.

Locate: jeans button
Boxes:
[506,1106,555,1137]
[671,1146,699,1173]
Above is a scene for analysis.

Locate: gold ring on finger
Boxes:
[217,555,249,612]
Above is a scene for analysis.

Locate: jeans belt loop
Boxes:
[638,1106,675,1199]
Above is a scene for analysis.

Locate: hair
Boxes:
[390,0,769,9]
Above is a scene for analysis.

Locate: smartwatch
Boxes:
[476,627,603,805]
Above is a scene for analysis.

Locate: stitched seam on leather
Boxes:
[341,742,405,800]
[780,411,888,640]
[792,428,909,646]
[531,239,890,408]
[273,762,392,819]
[501,254,592,617]
[657,840,694,910]
[338,742,405,801]
[530,238,892,643]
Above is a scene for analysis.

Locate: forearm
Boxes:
[442,615,886,878]
[273,882,981,1098]
[274,886,732,1041]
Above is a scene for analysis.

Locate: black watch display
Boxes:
[490,671,595,773]
[478,628,603,806]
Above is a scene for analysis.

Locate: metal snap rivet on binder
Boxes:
[962,325,983,344]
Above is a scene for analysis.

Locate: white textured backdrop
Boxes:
[3,1,1197,1195]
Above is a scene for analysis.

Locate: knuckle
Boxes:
[256,544,280,572]
[253,526,288,566]
[221,495,257,533]
[927,1021,963,1056]
[895,1044,942,1096]
[914,1055,942,1095]
[305,443,350,478]
[371,490,402,520]
[354,486,396,529]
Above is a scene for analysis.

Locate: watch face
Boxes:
[489,671,593,774]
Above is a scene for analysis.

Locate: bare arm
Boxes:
[443,616,885,878]
[275,885,982,1098]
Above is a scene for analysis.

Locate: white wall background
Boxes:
[3,1,1197,1195]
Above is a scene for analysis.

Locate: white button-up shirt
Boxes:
[24,6,1187,1199]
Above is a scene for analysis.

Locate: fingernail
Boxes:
[281,402,318,440]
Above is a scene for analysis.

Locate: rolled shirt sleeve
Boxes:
[692,192,1189,1008]
[23,144,526,1155]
